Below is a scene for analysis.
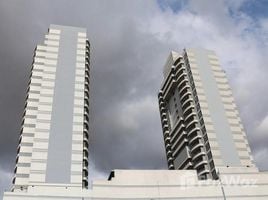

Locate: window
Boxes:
[196,103,200,111]
[194,95,199,104]
[203,134,208,142]
[209,161,215,170]
[19,152,32,157]
[200,118,204,126]
[207,151,212,160]
[198,110,202,119]
[205,142,210,151]
[193,89,197,97]
[16,174,29,178]
[201,126,207,135]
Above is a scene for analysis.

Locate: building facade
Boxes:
[3,26,268,199]
[158,48,255,179]
[12,24,90,191]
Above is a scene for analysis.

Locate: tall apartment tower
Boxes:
[158,48,256,179]
[13,25,90,190]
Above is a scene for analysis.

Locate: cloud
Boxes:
[0,0,268,197]
[0,168,12,199]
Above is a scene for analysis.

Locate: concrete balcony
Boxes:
[191,143,203,152]
[192,151,206,161]
[189,134,202,145]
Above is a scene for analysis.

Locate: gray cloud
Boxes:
[0,0,267,197]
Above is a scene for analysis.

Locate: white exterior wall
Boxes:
[12,25,89,191]
[29,30,60,185]
[186,48,255,168]
[4,169,268,199]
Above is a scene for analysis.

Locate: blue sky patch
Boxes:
[157,0,188,13]
[240,0,268,19]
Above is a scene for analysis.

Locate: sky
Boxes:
[0,0,268,197]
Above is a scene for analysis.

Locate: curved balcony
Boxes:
[163,124,169,131]
[83,169,88,177]
[83,128,89,135]
[185,118,198,130]
[85,76,89,83]
[83,136,89,144]
[162,118,168,124]
[168,164,174,169]
[83,154,88,161]
[165,143,172,150]
[180,88,191,101]
[85,82,89,89]
[84,129,89,136]
[181,94,191,105]
[84,105,89,113]
[179,85,191,98]
[84,110,89,118]
[83,165,88,171]
[164,136,171,143]
[84,90,89,97]
[83,180,88,188]
[158,91,164,99]
[167,156,174,163]
[83,145,89,152]
[178,76,188,86]
[189,134,202,145]
[83,179,89,187]
[84,88,89,94]
[167,150,173,156]
[187,124,200,136]
[160,106,166,112]
[192,151,206,161]
[83,159,89,167]
[161,111,167,117]
[163,130,169,137]
[84,122,89,130]
[195,159,208,169]
[174,60,184,70]
[176,72,187,83]
[84,116,89,123]
[180,90,192,102]
[177,73,187,84]
[197,169,210,177]
[178,79,189,91]
[183,104,195,116]
[83,140,89,148]
[181,96,193,108]
[190,143,203,152]
[184,111,196,123]
[84,99,89,107]
[159,101,165,107]
[178,82,190,93]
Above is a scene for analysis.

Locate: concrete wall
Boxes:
[4,168,268,199]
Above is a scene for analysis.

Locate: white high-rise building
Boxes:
[12,24,90,191]
[3,31,268,199]
[158,48,255,179]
